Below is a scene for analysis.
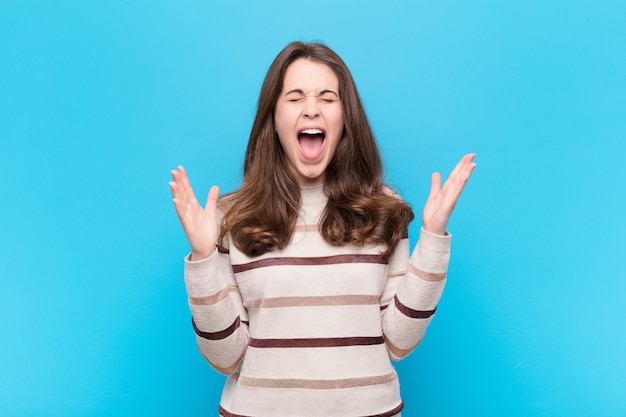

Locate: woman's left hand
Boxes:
[422,153,477,236]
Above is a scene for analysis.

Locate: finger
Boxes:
[175,165,200,207]
[444,154,475,195]
[447,155,467,181]
[171,166,184,184]
[169,182,187,222]
[446,160,476,203]
[172,166,189,194]
[170,170,189,207]
[205,185,220,213]
[181,167,197,202]
[429,172,441,199]
[461,154,476,178]
[448,153,474,182]
[454,158,476,188]
[170,180,188,210]
[169,180,178,199]
[171,168,191,203]
[462,161,477,181]
[178,165,188,179]
[464,153,476,162]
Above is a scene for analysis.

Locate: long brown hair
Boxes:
[219,41,414,258]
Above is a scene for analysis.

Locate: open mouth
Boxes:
[297,128,326,160]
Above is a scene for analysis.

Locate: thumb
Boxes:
[429,172,441,199]
[205,185,220,212]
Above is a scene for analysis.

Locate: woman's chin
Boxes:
[294,168,326,186]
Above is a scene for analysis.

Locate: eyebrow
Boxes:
[284,89,339,97]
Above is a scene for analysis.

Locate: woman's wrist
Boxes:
[423,224,446,236]
[190,248,215,261]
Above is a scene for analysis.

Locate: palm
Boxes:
[422,154,476,235]
[169,166,220,260]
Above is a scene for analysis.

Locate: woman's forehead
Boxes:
[282,59,339,94]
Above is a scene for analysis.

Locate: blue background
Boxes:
[1,1,625,416]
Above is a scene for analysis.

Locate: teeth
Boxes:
[301,128,323,135]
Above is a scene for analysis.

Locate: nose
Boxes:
[303,97,320,118]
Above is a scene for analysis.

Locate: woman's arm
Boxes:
[380,228,450,360]
[184,247,250,375]
[380,153,475,359]
[170,166,250,375]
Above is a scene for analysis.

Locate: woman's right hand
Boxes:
[169,165,220,261]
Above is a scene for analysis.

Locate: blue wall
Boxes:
[1,1,625,416]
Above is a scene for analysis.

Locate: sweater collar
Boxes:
[300,185,327,205]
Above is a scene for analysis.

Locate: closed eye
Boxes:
[319,90,339,103]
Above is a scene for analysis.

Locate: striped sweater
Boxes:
[184,185,451,417]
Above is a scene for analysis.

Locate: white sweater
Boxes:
[184,185,451,417]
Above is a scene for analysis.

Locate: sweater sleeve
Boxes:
[184,243,250,375]
[380,227,451,361]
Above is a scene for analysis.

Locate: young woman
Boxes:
[170,41,475,417]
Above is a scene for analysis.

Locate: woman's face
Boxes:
[274,58,344,187]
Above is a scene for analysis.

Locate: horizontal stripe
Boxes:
[232,254,387,273]
[219,401,403,417]
[192,316,240,340]
[369,401,404,417]
[387,270,405,278]
[385,336,421,359]
[294,224,319,233]
[394,295,436,319]
[249,336,384,348]
[244,294,379,309]
[188,287,229,306]
[408,263,446,282]
[233,370,397,390]
[218,406,246,417]
[203,349,246,376]
[242,344,393,379]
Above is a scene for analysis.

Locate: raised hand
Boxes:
[169,165,220,260]
[422,153,476,236]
